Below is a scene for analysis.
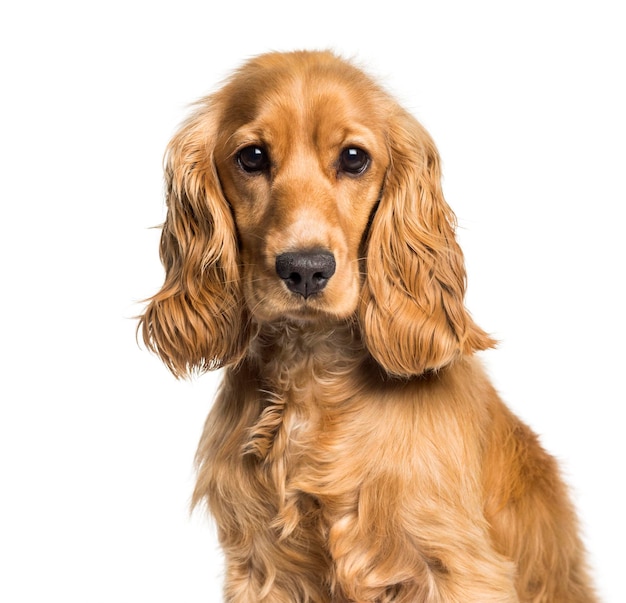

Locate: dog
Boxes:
[139,50,597,602]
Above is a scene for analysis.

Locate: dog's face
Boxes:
[141,51,494,377]
[213,55,391,323]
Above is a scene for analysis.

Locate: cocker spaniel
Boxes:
[140,51,596,602]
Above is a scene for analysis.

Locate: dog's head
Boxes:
[139,50,494,377]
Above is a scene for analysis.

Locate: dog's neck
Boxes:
[249,318,368,381]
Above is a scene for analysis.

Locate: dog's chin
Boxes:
[247,292,357,326]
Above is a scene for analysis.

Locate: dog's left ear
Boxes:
[359,108,495,377]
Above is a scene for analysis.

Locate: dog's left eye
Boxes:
[339,147,370,175]
[237,145,270,173]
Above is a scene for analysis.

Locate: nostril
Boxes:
[275,250,336,299]
[283,270,302,288]
[289,272,302,284]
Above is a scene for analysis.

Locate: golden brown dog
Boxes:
[140,50,597,602]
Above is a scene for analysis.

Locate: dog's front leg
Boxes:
[197,383,333,600]
[326,478,519,603]
[216,518,335,603]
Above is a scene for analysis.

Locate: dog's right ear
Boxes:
[138,98,250,378]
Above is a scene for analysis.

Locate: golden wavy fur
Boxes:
[139,51,596,602]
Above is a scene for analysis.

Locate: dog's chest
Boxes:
[252,365,334,476]
[243,326,379,528]
[250,380,342,537]
[253,361,373,519]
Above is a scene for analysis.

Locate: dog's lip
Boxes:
[282,296,358,324]
[270,294,340,321]
[283,297,327,317]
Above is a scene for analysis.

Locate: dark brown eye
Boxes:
[339,147,370,175]
[237,145,269,173]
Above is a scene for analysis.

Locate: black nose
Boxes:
[275,250,336,299]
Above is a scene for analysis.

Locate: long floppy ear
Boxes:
[138,99,249,378]
[359,108,494,377]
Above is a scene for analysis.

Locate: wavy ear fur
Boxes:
[139,99,249,377]
[359,108,494,377]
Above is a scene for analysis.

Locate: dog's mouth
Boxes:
[246,279,356,325]
[275,282,335,321]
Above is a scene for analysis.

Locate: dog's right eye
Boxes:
[237,145,269,173]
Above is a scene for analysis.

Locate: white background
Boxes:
[1,1,623,601]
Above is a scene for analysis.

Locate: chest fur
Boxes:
[234,326,377,533]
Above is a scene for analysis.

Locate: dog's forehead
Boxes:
[220,54,389,134]
[260,80,371,131]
